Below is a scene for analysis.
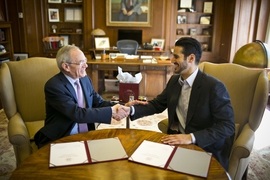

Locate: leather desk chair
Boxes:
[0,57,59,166]
[116,40,139,55]
[158,62,269,180]
[42,36,64,58]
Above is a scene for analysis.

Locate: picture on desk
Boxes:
[95,37,110,49]
[106,0,152,27]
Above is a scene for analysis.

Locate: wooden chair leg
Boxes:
[241,166,248,180]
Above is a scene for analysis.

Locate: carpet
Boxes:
[1,101,270,179]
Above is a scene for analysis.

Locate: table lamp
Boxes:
[91,28,106,48]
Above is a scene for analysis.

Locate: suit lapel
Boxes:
[186,70,203,126]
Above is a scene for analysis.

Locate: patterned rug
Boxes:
[0,106,269,179]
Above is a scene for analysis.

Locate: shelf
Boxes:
[176,24,212,26]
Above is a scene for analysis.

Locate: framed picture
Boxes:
[48,0,62,3]
[203,2,213,13]
[76,0,82,2]
[64,8,82,22]
[106,0,152,27]
[202,28,210,35]
[59,35,70,46]
[14,53,29,61]
[151,38,165,50]
[199,16,211,24]
[95,37,110,49]
[48,8,59,22]
[178,0,195,10]
[176,29,184,35]
[177,15,186,24]
[201,43,209,51]
[190,28,197,35]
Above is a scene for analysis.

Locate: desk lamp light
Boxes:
[91,28,106,48]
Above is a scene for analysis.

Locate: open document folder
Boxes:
[49,137,128,167]
[129,140,212,178]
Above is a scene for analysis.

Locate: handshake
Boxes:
[111,100,148,121]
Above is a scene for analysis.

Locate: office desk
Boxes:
[89,48,166,59]
[86,59,173,98]
[10,129,229,179]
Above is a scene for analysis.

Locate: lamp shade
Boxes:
[233,40,270,68]
[91,28,106,36]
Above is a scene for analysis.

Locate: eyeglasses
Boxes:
[67,59,87,66]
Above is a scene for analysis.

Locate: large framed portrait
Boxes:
[106,0,152,27]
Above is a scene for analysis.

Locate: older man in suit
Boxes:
[124,37,235,170]
[119,0,142,21]
[34,45,128,148]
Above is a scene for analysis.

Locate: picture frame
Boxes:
[176,29,184,35]
[59,34,70,46]
[14,53,29,61]
[151,38,165,50]
[48,0,62,3]
[190,28,197,35]
[202,28,210,35]
[106,0,152,27]
[48,8,60,22]
[64,8,82,22]
[177,15,186,24]
[199,16,211,24]
[76,0,82,2]
[178,0,195,10]
[201,43,209,51]
[95,37,110,49]
[203,2,213,13]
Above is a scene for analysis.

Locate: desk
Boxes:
[89,48,166,59]
[86,59,173,98]
[10,129,229,179]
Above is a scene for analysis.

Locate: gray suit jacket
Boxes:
[130,70,235,170]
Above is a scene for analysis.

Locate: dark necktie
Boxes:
[75,80,88,133]
[127,0,131,9]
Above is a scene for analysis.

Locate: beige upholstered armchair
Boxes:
[158,62,269,180]
[0,57,59,166]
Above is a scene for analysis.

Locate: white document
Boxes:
[87,137,128,162]
[50,141,88,167]
[129,140,174,167]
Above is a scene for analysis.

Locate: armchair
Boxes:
[0,57,59,166]
[158,62,268,180]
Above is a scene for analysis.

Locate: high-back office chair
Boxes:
[0,57,59,166]
[116,40,139,55]
[42,36,65,58]
[158,62,269,180]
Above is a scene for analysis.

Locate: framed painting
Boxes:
[151,38,165,50]
[95,37,110,49]
[106,0,152,27]
[48,8,60,22]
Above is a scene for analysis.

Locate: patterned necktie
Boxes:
[75,80,88,133]
[176,79,190,133]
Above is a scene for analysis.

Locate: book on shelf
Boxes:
[129,140,212,178]
[49,137,128,168]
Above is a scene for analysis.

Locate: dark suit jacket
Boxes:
[130,70,235,170]
[34,72,115,148]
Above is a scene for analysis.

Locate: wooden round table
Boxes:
[10,129,229,179]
